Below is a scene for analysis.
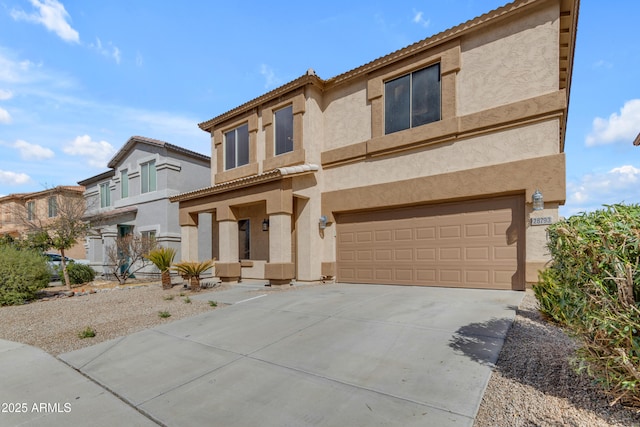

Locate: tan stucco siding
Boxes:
[322,81,371,151]
[323,119,560,193]
[457,2,559,116]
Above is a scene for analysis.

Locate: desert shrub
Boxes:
[60,262,96,285]
[0,246,50,305]
[533,203,640,407]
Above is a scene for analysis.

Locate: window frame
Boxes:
[47,196,57,218]
[99,182,111,208]
[141,160,157,194]
[224,123,250,170]
[26,201,35,221]
[121,169,129,199]
[274,104,294,156]
[384,62,441,135]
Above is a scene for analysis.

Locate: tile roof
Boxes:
[170,164,319,203]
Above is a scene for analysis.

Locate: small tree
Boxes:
[147,246,177,290]
[13,187,89,290]
[106,233,157,285]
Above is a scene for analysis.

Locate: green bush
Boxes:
[0,246,50,305]
[58,262,96,285]
[533,203,640,407]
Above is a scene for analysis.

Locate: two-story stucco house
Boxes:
[171,0,579,290]
[0,186,87,259]
[79,136,212,275]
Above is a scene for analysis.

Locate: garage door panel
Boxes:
[465,223,490,238]
[336,196,524,290]
[416,227,436,240]
[439,225,461,239]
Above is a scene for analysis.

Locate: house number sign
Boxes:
[531,216,553,226]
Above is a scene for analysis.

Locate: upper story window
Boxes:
[47,196,57,218]
[141,160,157,194]
[224,124,249,170]
[274,105,293,155]
[384,63,441,135]
[121,170,129,198]
[99,183,111,208]
[26,201,35,221]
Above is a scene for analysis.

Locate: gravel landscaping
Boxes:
[1,282,640,425]
[475,291,640,427]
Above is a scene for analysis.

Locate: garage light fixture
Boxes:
[532,189,544,211]
[262,219,269,231]
[319,215,328,230]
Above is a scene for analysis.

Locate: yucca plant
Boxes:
[172,259,215,291]
[147,247,177,290]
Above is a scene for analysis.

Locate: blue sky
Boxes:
[0,0,638,217]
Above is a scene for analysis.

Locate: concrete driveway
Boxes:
[61,282,522,426]
[3,282,522,426]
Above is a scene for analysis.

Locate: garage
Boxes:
[336,195,524,290]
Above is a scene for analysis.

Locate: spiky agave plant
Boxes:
[147,247,177,289]
[171,259,215,291]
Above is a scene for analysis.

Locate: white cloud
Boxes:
[260,64,282,89]
[565,164,640,215]
[412,10,430,28]
[62,135,116,168]
[88,38,121,64]
[0,170,31,185]
[11,0,79,44]
[135,52,144,67]
[0,89,13,100]
[593,59,613,69]
[13,139,55,160]
[586,99,640,146]
[0,107,11,124]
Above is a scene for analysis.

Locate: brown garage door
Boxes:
[336,196,524,290]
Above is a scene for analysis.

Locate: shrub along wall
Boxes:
[0,246,50,305]
[534,204,640,407]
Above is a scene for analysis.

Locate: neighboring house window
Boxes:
[238,219,250,259]
[384,63,441,134]
[121,170,129,198]
[224,124,249,170]
[48,196,57,218]
[141,160,157,193]
[141,230,156,244]
[26,201,35,221]
[100,183,111,208]
[274,105,294,155]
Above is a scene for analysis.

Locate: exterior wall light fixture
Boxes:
[319,215,328,230]
[262,219,269,231]
[532,189,544,211]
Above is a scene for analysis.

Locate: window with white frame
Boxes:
[100,183,111,208]
[141,160,156,193]
[384,63,441,135]
[121,170,129,198]
[224,124,249,170]
[48,196,57,218]
[274,105,294,155]
[26,201,35,221]
[141,230,156,244]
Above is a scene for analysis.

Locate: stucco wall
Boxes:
[323,119,560,193]
[322,80,370,151]
[457,2,559,116]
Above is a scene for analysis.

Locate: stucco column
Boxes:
[180,225,199,261]
[217,219,241,282]
[265,213,294,285]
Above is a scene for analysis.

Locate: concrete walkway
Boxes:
[2,283,523,426]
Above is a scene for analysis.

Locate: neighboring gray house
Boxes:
[79,136,212,276]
